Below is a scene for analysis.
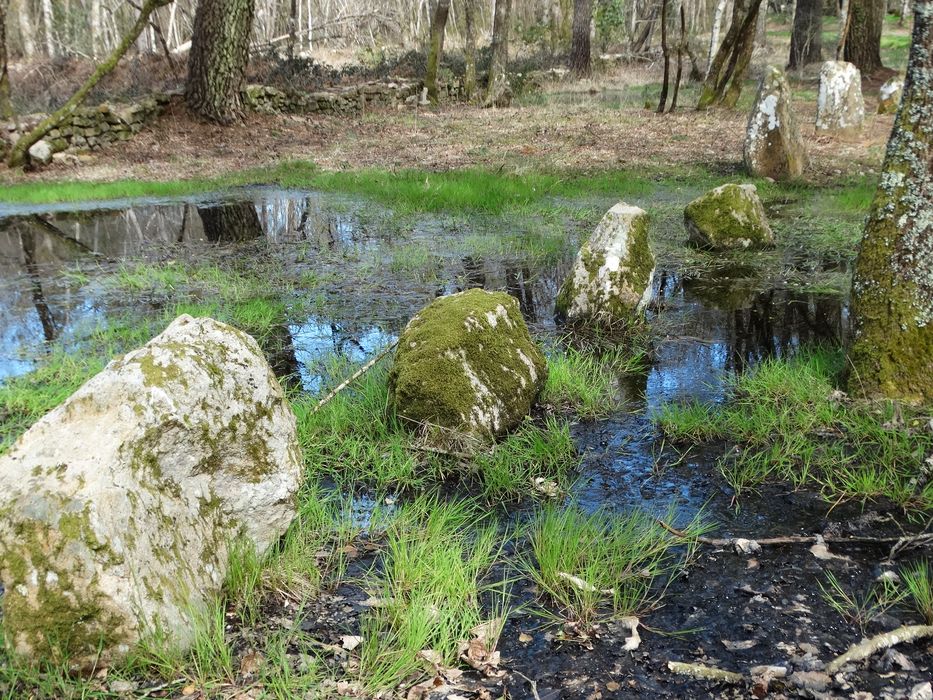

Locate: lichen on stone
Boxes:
[684,183,775,251]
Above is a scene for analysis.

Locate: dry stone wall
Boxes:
[244,79,424,115]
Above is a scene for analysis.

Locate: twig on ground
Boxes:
[825,625,933,674]
[312,341,398,414]
[512,670,543,700]
[666,661,743,684]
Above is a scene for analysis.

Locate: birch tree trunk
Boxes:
[185,0,255,124]
[15,0,35,59]
[697,0,763,109]
[849,0,933,402]
[706,0,726,78]
[425,0,450,103]
[91,0,102,59]
[40,0,53,56]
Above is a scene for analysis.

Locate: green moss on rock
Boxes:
[684,184,775,251]
[389,289,547,443]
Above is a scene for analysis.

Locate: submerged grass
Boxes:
[522,504,706,631]
[543,346,647,418]
[654,349,933,511]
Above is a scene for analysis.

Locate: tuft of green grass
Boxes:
[473,417,579,501]
[521,504,706,631]
[901,560,933,624]
[358,496,507,691]
[542,346,646,418]
[818,570,906,634]
[653,349,933,511]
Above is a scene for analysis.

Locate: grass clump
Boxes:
[654,349,933,510]
[901,560,933,624]
[543,346,646,418]
[522,504,705,631]
[818,570,906,634]
[358,496,506,691]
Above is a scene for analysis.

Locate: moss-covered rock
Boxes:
[555,203,655,323]
[743,66,808,180]
[684,184,774,251]
[0,315,302,668]
[816,61,864,135]
[389,290,546,444]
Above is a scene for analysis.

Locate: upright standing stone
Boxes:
[877,78,903,114]
[555,203,656,323]
[744,66,808,179]
[0,315,303,667]
[815,61,865,134]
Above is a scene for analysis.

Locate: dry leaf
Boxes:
[606,681,621,691]
[341,635,363,652]
[239,650,263,675]
[418,649,444,667]
[182,686,197,697]
[723,639,758,651]
[809,535,853,562]
[519,632,533,644]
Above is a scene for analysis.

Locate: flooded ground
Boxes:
[2,184,930,698]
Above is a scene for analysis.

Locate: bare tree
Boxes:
[425,0,451,103]
[788,0,822,69]
[486,0,512,106]
[0,0,11,120]
[569,0,592,77]
[849,0,933,402]
[186,0,255,123]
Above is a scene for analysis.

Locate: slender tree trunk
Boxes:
[706,0,727,78]
[844,0,885,74]
[186,0,255,124]
[15,0,35,59]
[0,0,11,120]
[669,2,686,111]
[425,0,450,103]
[849,0,933,403]
[569,0,592,77]
[287,0,297,58]
[486,0,512,106]
[7,0,172,167]
[40,0,53,56]
[788,0,823,69]
[658,0,671,111]
[463,0,477,100]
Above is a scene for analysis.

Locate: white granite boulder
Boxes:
[0,315,303,667]
[877,78,903,114]
[555,203,656,323]
[816,61,865,134]
[744,66,808,180]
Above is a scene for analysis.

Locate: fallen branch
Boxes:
[657,520,932,554]
[825,625,933,674]
[666,661,743,684]
[312,341,398,414]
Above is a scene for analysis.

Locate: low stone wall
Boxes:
[244,79,424,115]
[1,93,172,159]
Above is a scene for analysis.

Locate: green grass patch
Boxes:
[542,346,646,418]
[358,496,506,691]
[654,349,933,510]
[522,504,706,631]
[902,560,933,625]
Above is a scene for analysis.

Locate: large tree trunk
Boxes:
[0,0,12,120]
[788,0,823,69]
[486,0,512,106]
[848,0,933,403]
[425,0,451,104]
[185,0,255,124]
[463,0,477,100]
[844,0,885,74]
[569,0,593,77]
[697,0,764,109]
[7,0,172,167]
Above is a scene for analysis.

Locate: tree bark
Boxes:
[788,0,823,69]
[0,0,12,120]
[697,0,764,109]
[15,0,35,59]
[848,0,933,403]
[425,0,450,104]
[40,0,53,56]
[486,0,512,106]
[569,0,593,77]
[185,0,256,124]
[463,0,477,100]
[706,0,727,78]
[7,0,172,167]
[844,0,885,74]
[658,0,671,111]
[669,2,686,112]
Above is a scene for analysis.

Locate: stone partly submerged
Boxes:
[877,78,904,114]
[0,315,302,667]
[684,184,774,250]
[743,66,808,180]
[555,203,655,323]
[390,289,546,446]
[815,61,865,134]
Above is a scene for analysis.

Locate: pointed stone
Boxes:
[744,66,808,180]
